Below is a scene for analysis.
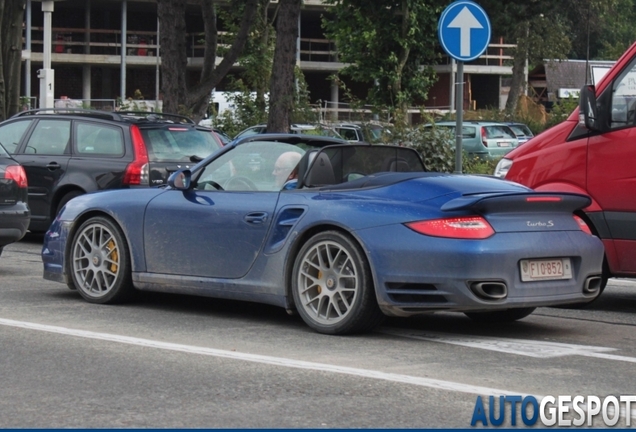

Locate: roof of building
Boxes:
[529,59,616,97]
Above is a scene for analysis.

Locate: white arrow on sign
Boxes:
[447,6,483,57]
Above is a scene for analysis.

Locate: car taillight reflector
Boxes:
[123,125,150,185]
[481,128,488,147]
[406,216,495,239]
[573,215,593,235]
[4,165,28,188]
[526,196,562,202]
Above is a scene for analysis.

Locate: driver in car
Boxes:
[273,151,302,189]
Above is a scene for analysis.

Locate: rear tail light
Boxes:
[123,125,149,185]
[573,215,593,235]
[4,165,28,188]
[406,216,495,239]
[481,128,488,147]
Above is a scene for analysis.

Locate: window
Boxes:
[611,59,636,128]
[76,123,124,156]
[337,128,360,141]
[0,120,33,154]
[25,120,71,155]
[484,126,516,139]
[142,128,218,162]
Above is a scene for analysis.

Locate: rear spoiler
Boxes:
[441,192,591,214]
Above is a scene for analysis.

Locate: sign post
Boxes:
[438,1,491,173]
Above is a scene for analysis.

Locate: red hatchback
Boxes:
[495,41,636,291]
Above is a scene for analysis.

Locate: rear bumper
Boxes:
[357,226,605,316]
[0,204,30,247]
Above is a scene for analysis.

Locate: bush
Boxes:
[396,123,500,175]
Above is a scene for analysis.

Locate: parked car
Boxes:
[42,135,604,335]
[331,123,390,143]
[495,40,636,292]
[213,128,232,145]
[0,109,223,232]
[505,122,534,144]
[426,121,519,159]
[0,144,30,258]
[234,123,343,140]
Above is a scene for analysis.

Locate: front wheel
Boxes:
[67,216,134,304]
[464,307,536,323]
[291,231,384,335]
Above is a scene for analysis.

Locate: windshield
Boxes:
[195,141,318,192]
[436,125,477,138]
[141,127,221,162]
[484,125,516,139]
[509,124,532,137]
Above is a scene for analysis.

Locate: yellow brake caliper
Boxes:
[107,240,118,273]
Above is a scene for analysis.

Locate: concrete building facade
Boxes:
[22,0,515,120]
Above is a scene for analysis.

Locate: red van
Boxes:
[494,41,636,293]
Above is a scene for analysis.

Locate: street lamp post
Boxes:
[38,0,55,108]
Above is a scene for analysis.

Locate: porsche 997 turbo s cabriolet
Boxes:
[42,134,604,335]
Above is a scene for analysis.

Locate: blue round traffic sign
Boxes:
[438,1,491,62]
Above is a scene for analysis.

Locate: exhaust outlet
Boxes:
[583,276,602,295]
[469,281,508,301]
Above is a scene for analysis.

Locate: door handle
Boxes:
[244,212,268,224]
[46,162,61,171]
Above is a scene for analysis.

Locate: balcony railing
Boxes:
[24,27,514,66]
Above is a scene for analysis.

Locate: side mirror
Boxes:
[579,84,598,131]
[168,169,192,190]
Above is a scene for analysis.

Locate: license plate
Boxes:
[497,142,511,147]
[520,258,572,282]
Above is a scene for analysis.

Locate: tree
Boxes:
[479,0,572,114]
[482,0,626,114]
[157,0,259,123]
[218,0,277,118]
[564,0,632,60]
[266,0,302,133]
[0,0,26,121]
[322,0,444,126]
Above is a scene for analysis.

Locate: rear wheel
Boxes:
[68,216,134,304]
[56,190,84,217]
[291,231,384,335]
[464,307,536,323]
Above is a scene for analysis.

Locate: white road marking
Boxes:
[0,318,526,397]
[1,318,634,422]
[381,329,636,364]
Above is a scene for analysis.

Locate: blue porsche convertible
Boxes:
[42,134,604,335]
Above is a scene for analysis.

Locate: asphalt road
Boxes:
[1,233,636,428]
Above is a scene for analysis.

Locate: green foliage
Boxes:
[393,122,499,174]
[219,0,275,107]
[322,0,444,121]
[212,67,317,138]
[212,87,266,139]
[561,0,630,60]
[544,96,580,129]
[462,154,500,175]
[290,67,320,124]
